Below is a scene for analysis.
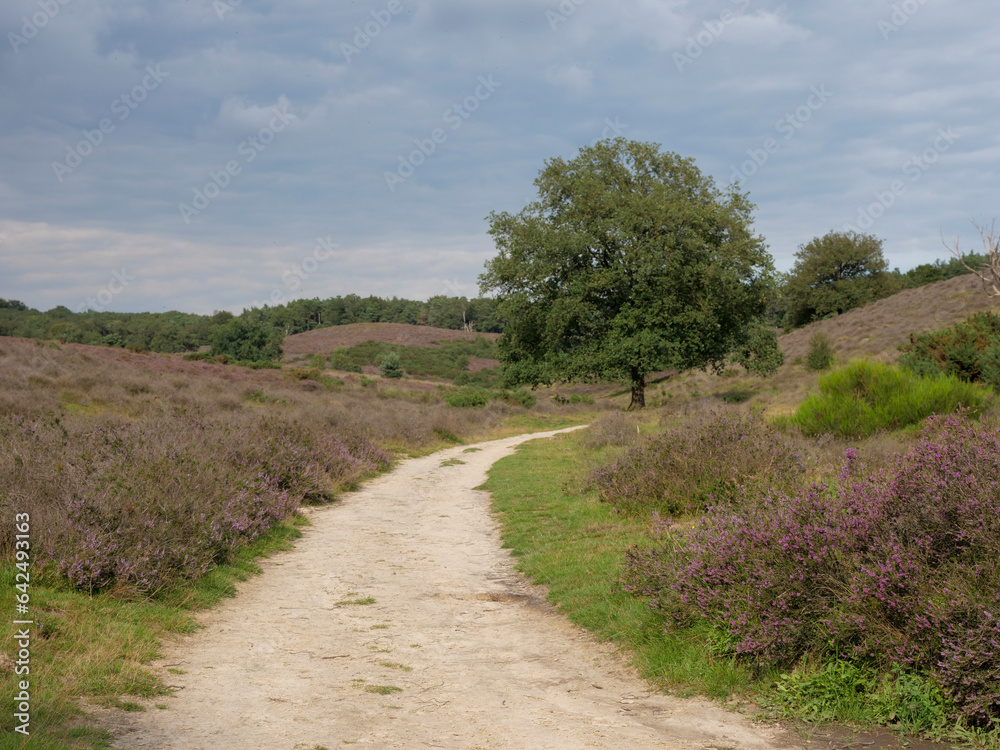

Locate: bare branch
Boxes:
[943,217,1000,301]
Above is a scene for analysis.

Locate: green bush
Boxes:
[380,351,404,379]
[791,360,990,438]
[898,312,1000,387]
[326,338,498,381]
[444,387,535,409]
[805,331,834,371]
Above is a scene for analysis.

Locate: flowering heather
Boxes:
[591,407,805,516]
[624,412,1000,725]
[2,413,389,595]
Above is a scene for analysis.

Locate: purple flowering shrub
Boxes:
[591,407,805,515]
[623,413,1000,725]
[1,413,390,595]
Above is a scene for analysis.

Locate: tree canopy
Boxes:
[479,137,776,409]
[783,230,896,329]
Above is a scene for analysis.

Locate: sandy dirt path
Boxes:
[106,427,800,750]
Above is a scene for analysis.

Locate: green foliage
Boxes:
[764,660,951,733]
[327,338,499,383]
[805,331,834,371]
[481,137,774,409]
[899,251,990,289]
[791,360,989,438]
[484,431,755,701]
[0,295,503,356]
[784,231,899,329]
[444,386,536,409]
[329,347,363,373]
[898,312,1000,387]
[209,318,283,363]
[379,350,404,379]
[551,393,595,405]
[732,323,784,376]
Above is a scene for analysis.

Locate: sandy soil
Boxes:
[102,428,802,750]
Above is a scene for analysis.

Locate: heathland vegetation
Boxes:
[0,335,594,747]
[5,137,1000,748]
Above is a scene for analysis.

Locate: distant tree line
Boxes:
[0,294,502,354]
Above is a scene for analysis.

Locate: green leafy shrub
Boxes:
[329,347,363,373]
[805,331,834,371]
[898,311,1000,387]
[444,387,536,409]
[326,337,498,382]
[733,323,784,376]
[791,360,989,438]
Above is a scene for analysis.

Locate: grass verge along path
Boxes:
[483,428,755,701]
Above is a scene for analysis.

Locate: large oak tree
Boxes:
[479,138,776,409]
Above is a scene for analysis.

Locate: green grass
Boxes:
[483,429,754,700]
[0,516,307,750]
[335,597,376,606]
[791,359,991,438]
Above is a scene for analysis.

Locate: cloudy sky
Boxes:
[2,0,998,314]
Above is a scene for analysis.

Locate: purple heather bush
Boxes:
[591,407,805,516]
[623,412,1000,725]
[2,412,390,595]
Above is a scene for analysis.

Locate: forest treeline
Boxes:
[0,294,502,353]
[0,248,985,356]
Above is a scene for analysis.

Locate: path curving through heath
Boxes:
[105,427,800,750]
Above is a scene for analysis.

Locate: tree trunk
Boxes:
[627,369,646,410]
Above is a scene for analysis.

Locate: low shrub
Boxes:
[899,311,1000,387]
[380,351,404,379]
[805,331,834,371]
[444,387,536,409]
[1,414,390,595]
[584,411,641,448]
[624,412,1000,726]
[590,407,805,516]
[791,360,989,438]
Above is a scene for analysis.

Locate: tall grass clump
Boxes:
[590,407,805,516]
[792,359,989,438]
[623,412,1000,728]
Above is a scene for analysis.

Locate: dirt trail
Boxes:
[106,427,800,750]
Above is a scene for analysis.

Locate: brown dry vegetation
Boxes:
[282,321,500,358]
